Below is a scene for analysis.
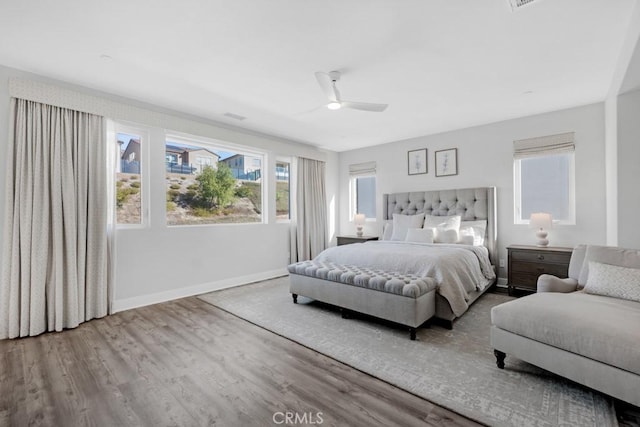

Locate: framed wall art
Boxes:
[435,148,458,177]
[407,148,427,175]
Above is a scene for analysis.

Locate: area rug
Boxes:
[198,277,617,427]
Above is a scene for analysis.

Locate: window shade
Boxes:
[513,132,575,159]
[349,161,376,176]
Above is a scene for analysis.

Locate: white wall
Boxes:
[0,65,337,312]
[617,88,640,249]
[338,103,607,279]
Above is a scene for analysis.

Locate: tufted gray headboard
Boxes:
[383,187,497,266]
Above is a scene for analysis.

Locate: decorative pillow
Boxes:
[578,245,640,289]
[405,228,434,244]
[436,229,459,244]
[459,220,487,246]
[423,214,461,231]
[457,234,475,245]
[584,261,640,303]
[423,214,461,243]
[382,220,393,241]
[391,213,425,241]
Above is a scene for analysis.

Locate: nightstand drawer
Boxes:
[509,272,539,289]
[510,261,569,277]
[510,250,571,265]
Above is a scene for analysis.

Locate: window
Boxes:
[165,136,264,225]
[349,162,377,220]
[115,127,147,226]
[513,132,575,224]
[197,156,212,166]
[276,160,290,221]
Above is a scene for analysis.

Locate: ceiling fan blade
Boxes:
[314,71,339,102]
[341,101,388,112]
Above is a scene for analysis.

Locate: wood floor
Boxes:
[0,297,481,427]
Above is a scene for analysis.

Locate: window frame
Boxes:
[164,132,266,226]
[275,156,292,223]
[114,122,150,229]
[513,151,576,225]
[349,174,377,222]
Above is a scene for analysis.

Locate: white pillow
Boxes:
[459,220,487,246]
[382,220,393,241]
[584,261,640,303]
[405,228,434,244]
[391,213,425,241]
[436,229,459,244]
[457,234,475,245]
[423,214,461,243]
[423,214,461,230]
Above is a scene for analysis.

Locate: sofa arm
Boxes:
[537,274,578,293]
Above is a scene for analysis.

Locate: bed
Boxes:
[289,187,498,331]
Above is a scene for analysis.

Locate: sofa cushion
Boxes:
[584,261,640,303]
[578,245,640,288]
[491,292,640,375]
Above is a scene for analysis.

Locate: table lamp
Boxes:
[530,212,552,247]
[354,213,366,237]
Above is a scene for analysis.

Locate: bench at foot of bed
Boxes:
[288,261,437,340]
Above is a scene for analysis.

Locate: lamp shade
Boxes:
[354,213,366,225]
[529,212,552,230]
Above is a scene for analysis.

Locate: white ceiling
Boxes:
[0,0,637,152]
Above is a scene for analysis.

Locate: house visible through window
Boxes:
[116,131,143,225]
[513,132,575,224]
[165,136,264,226]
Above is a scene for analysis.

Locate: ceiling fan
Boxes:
[314,71,388,112]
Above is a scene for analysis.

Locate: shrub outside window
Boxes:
[115,130,144,226]
[165,137,264,225]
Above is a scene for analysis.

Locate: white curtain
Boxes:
[295,158,327,261]
[0,98,111,339]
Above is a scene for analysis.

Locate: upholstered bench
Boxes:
[288,260,437,340]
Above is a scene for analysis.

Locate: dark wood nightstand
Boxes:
[336,235,378,246]
[507,245,573,295]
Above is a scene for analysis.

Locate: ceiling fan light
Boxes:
[327,101,341,110]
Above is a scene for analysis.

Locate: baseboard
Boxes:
[496,277,508,287]
[111,268,288,313]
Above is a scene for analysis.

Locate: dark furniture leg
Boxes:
[409,328,416,341]
[292,293,298,304]
[494,349,506,369]
[430,317,453,330]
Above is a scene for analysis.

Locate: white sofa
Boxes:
[490,244,640,407]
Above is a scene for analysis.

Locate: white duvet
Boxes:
[314,241,496,317]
